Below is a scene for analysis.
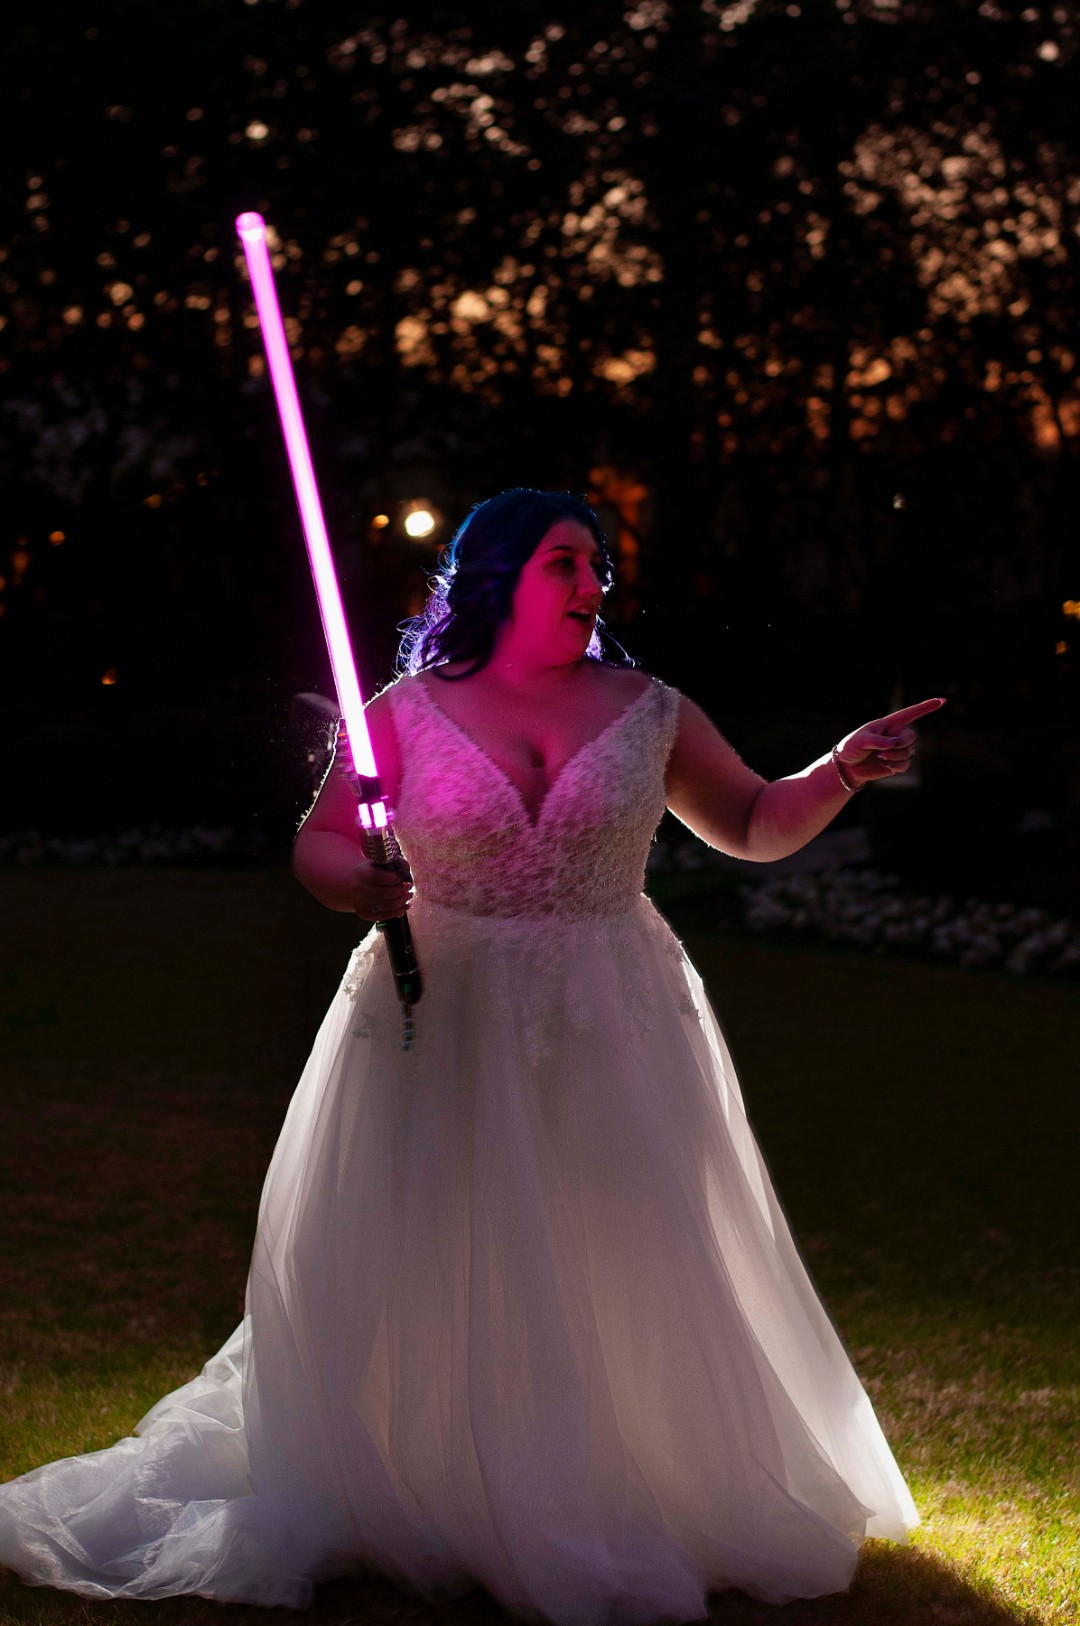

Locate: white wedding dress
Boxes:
[0,673,918,1620]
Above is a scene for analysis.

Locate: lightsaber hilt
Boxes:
[342,766,423,1045]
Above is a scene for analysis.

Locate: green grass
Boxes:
[1,866,1077,1626]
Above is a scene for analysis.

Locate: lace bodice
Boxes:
[384,673,681,922]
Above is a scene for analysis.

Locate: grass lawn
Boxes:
[0,865,1076,1626]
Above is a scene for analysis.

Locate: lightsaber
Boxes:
[236,210,422,1042]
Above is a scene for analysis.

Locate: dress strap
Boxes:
[382,676,452,819]
[648,676,683,778]
[387,674,453,746]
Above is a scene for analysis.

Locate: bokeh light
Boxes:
[403,507,437,539]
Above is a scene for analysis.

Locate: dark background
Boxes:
[3,0,1078,901]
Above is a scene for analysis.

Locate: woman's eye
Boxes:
[547,553,603,579]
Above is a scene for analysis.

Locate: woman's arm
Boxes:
[665,694,944,863]
[292,689,411,917]
[664,696,768,860]
[738,751,860,863]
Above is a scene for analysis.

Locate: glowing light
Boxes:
[371,513,390,529]
[245,121,270,142]
[1056,641,1069,655]
[49,530,65,544]
[335,323,365,359]
[101,669,118,685]
[356,773,388,827]
[1062,600,1080,621]
[235,210,377,781]
[404,507,436,539]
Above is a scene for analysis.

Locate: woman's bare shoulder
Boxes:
[590,661,660,701]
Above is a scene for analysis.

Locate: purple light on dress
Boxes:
[235,211,379,790]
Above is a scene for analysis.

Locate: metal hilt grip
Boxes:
[338,744,422,1048]
[357,819,410,883]
[358,821,423,1038]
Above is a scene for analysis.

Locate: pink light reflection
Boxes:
[235,211,377,780]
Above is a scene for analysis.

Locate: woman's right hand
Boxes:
[349,859,414,922]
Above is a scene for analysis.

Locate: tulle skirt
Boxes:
[0,894,917,1620]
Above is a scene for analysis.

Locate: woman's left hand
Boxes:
[836,697,946,789]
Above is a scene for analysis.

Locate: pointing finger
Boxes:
[873,697,946,733]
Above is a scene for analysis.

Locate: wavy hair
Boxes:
[397,487,632,680]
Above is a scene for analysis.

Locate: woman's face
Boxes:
[503,520,606,662]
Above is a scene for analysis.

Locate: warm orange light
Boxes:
[101,669,119,685]
[143,493,163,509]
[1062,600,1080,621]
[49,530,65,545]
[589,464,648,598]
[1055,641,1068,656]
[371,513,390,528]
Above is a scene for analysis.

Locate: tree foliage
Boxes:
[2,0,1078,749]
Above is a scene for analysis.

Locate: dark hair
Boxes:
[397,487,632,679]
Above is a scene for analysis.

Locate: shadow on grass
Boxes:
[0,1542,1037,1626]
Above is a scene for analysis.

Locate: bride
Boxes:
[0,487,940,1622]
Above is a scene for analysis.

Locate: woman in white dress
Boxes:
[0,487,940,1621]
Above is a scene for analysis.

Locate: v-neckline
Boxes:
[412,674,654,830]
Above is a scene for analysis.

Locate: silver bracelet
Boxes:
[831,745,861,794]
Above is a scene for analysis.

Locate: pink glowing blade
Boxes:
[236,211,377,782]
